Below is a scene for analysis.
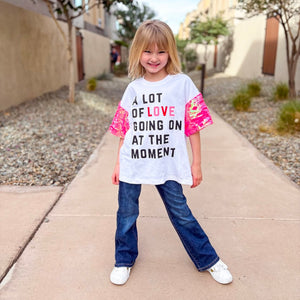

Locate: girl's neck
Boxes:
[143,70,169,82]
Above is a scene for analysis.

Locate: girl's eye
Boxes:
[144,50,151,53]
[159,51,166,54]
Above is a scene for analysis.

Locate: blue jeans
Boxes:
[115,180,219,271]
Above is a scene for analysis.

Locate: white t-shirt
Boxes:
[109,73,213,185]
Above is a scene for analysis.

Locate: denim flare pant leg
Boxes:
[115,180,219,271]
[115,181,141,267]
[155,180,219,271]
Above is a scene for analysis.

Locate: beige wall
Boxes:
[178,0,238,40]
[225,15,300,94]
[81,30,110,79]
[0,1,78,111]
[179,0,300,94]
[187,43,215,69]
[0,1,113,111]
[224,15,266,78]
[208,0,238,24]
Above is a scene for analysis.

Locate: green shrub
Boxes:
[277,100,300,133]
[185,48,198,71]
[196,64,203,71]
[273,82,289,101]
[181,62,186,72]
[97,72,113,81]
[113,62,127,76]
[86,78,97,91]
[231,89,252,111]
[114,39,128,47]
[185,48,198,63]
[247,80,261,97]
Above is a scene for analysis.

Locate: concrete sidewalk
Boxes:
[0,111,299,300]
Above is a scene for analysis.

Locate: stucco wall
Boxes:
[0,1,78,111]
[195,44,215,71]
[81,30,110,79]
[224,14,299,94]
[224,15,266,78]
[184,43,215,73]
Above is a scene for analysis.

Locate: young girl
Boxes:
[109,20,232,286]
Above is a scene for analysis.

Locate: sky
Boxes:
[137,0,200,35]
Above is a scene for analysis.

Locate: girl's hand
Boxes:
[112,138,124,185]
[191,162,202,188]
[112,163,120,185]
[189,132,202,188]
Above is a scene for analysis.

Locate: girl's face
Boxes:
[140,44,169,81]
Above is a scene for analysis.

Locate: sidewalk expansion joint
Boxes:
[51,214,116,217]
[0,185,68,285]
[0,264,16,291]
[48,214,300,222]
[202,216,300,222]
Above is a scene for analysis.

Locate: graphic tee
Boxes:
[110,74,213,185]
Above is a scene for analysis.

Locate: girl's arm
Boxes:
[189,131,203,188]
[111,138,124,185]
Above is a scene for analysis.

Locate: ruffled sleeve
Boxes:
[185,93,213,136]
[109,102,129,138]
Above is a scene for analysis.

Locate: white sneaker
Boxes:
[110,267,131,285]
[207,260,233,284]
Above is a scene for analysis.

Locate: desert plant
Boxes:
[273,82,289,101]
[185,48,198,72]
[277,100,300,133]
[181,62,186,72]
[232,89,252,111]
[247,80,261,97]
[190,15,230,64]
[175,36,188,64]
[86,78,97,91]
[97,72,113,81]
[113,62,128,76]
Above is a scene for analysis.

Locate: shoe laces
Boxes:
[210,261,228,273]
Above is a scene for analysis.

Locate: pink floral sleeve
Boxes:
[109,102,129,138]
[185,93,213,136]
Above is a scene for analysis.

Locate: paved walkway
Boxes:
[0,111,299,300]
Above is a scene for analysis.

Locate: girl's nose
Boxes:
[150,53,158,61]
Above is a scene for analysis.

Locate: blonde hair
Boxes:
[128,20,181,79]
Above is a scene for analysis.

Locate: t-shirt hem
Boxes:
[119,176,193,186]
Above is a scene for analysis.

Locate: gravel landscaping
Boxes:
[190,72,299,186]
[0,77,128,186]
[0,72,299,186]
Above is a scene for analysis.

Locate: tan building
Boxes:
[178,0,300,95]
[178,0,239,40]
[0,0,116,111]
